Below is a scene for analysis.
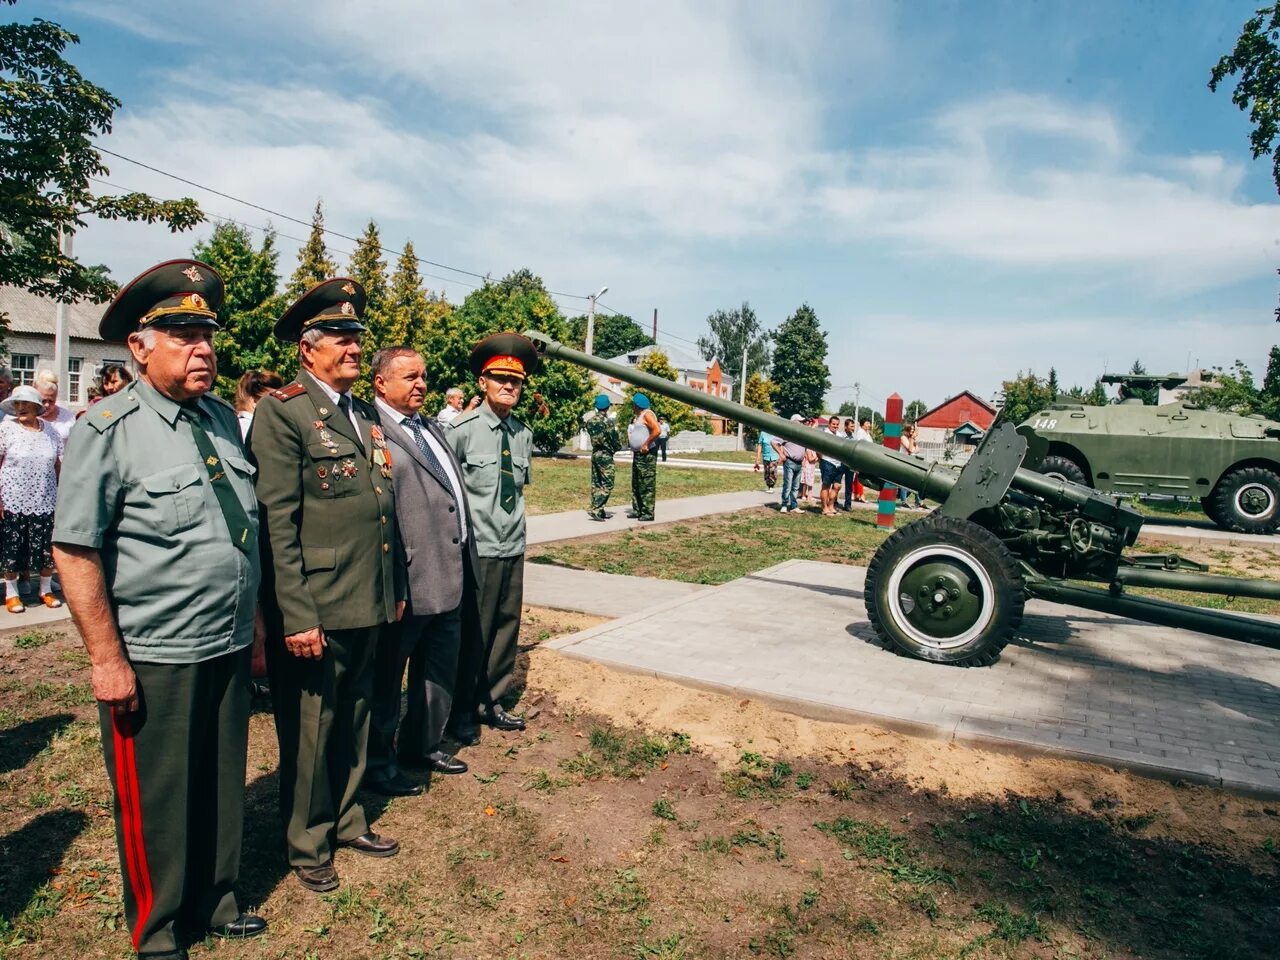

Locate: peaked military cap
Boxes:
[98,259,224,343]
[274,277,367,341]
[469,332,542,379]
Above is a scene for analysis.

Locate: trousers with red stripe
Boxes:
[99,650,251,955]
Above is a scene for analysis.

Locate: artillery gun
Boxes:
[526,332,1280,667]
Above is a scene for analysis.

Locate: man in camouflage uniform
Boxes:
[584,393,619,521]
[627,393,661,522]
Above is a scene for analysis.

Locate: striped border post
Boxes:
[876,393,903,528]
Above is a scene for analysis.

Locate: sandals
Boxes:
[40,593,62,609]
[5,596,25,614]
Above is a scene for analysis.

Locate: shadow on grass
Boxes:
[0,809,89,927]
[0,713,74,775]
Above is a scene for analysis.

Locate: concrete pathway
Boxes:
[548,559,1280,797]
[524,562,708,618]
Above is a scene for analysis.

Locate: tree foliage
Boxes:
[904,399,927,423]
[1194,351,1280,419]
[741,372,777,449]
[0,1,202,326]
[996,371,1055,426]
[620,349,702,434]
[697,301,771,384]
[1210,4,1280,318]
[770,303,830,418]
[567,311,652,358]
[435,269,592,453]
[192,222,290,395]
[287,200,338,297]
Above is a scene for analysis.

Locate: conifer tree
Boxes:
[347,221,392,398]
[386,242,432,349]
[288,199,337,297]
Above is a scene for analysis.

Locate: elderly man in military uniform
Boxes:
[446,333,539,737]
[248,278,405,894]
[53,260,266,960]
[584,393,619,521]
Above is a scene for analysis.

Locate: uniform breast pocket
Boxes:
[223,455,259,518]
[512,455,530,489]
[464,453,499,497]
[306,441,363,499]
[139,463,205,534]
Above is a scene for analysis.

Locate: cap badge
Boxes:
[182,265,204,283]
[184,293,206,310]
[342,282,356,295]
[340,301,355,316]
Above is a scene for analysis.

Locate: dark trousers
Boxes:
[656,437,668,461]
[472,554,525,706]
[99,650,249,955]
[268,625,376,867]
[839,465,855,507]
[369,605,462,774]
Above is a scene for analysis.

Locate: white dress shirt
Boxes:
[305,370,361,435]
[375,398,468,543]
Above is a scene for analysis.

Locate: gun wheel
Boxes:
[864,515,1025,667]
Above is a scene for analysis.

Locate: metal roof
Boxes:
[0,286,108,342]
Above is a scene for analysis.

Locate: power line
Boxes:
[93,145,597,301]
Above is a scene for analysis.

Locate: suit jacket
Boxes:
[248,374,404,636]
[379,405,480,617]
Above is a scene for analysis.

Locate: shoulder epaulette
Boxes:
[271,383,307,402]
[85,390,142,434]
[448,409,480,429]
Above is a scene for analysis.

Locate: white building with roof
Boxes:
[0,287,129,405]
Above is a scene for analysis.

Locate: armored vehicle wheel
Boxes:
[864,515,1025,666]
[1207,466,1280,534]
[1037,454,1087,486]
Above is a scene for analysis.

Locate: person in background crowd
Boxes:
[772,415,806,513]
[369,346,478,793]
[852,417,874,502]
[898,423,924,508]
[819,415,843,516]
[0,385,64,613]
[584,394,619,521]
[799,419,818,504]
[76,384,106,418]
[656,416,670,461]
[33,371,75,442]
[437,386,480,425]
[755,428,779,491]
[250,277,405,894]
[233,369,285,440]
[839,418,857,510]
[627,393,661,522]
[447,333,540,737]
[101,364,134,396]
[0,366,13,405]
[53,259,267,957]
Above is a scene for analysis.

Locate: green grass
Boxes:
[1132,497,1209,522]
[663,449,758,463]
[524,456,764,515]
[529,506,902,583]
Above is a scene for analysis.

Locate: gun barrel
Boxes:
[527,331,959,498]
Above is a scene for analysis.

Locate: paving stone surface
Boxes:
[548,559,1280,796]
[524,562,708,618]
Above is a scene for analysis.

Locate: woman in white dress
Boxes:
[0,386,64,612]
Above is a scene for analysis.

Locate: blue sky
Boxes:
[19,0,1280,410]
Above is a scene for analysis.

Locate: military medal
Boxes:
[340,458,358,479]
[317,466,327,479]
[370,425,393,478]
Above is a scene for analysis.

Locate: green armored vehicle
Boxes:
[1016,373,1280,535]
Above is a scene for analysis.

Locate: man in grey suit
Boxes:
[366,346,479,795]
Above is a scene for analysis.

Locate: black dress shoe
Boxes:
[339,832,400,858]
[294,861,340,893]
[483,705,526,731]
[587,513,607,522]
[209,912,268,939]
[427,750,468,774]
[363,771,424,797]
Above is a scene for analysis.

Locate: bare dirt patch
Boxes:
[2,614,1277,959]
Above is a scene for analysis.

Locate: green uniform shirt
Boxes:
[584,411,620,456]
[447,402,531,559]
[52,380,260,664]
[249,374,403,636]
